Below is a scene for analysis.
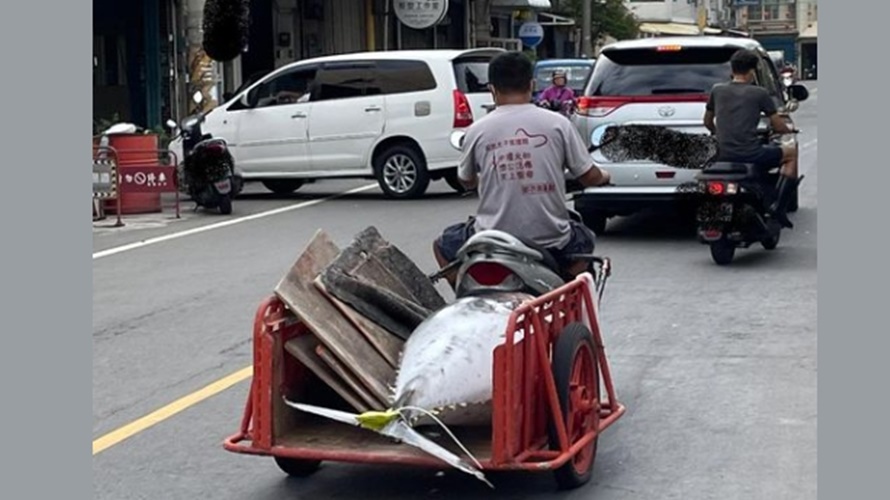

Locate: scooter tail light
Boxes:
[465,262,515,286]
[707,181,725,195]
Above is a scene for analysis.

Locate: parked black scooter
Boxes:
[166,92,242,215]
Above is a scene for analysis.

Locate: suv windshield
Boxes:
[585,47,738,97]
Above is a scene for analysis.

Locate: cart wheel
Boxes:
[274,456,321,477]
[548,323,600,490]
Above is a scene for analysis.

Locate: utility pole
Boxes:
[582,0,593,58]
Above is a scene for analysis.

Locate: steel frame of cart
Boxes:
[224,273,626,490]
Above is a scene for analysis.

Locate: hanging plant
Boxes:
[202,0,250,62]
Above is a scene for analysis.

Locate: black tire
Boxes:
[710,240,736,265]
[549,323,600,490]
[218,195,233,215]
[762,222,781,250]
[262,179,305,195]
[443,170,467,194]
[274,456,322,477]
[374,144,430,199]
[787,184,799,212]
[580,210,608,235]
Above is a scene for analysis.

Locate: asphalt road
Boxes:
[93,83,817,499]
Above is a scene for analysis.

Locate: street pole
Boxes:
[582,0,592,58]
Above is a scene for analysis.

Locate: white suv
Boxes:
[570,37,802,232]
[171,48,504,198]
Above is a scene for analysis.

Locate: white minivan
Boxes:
[171,48,504,199]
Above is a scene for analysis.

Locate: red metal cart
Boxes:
[224,274,625,490]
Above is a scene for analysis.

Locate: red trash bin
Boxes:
[101,133,163,214]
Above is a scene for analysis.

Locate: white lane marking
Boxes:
[93,183,378,260]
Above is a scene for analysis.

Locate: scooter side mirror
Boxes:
[787,84,809,102]
[450,131,466,150]
[192,91,204,105]
[165,119,178,130]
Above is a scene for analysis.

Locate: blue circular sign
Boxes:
[519,22,544,48]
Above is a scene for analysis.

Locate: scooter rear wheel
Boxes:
[218,196,232,215]
[710,239,736,265]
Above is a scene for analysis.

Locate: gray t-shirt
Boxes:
[707,81,778,158]
[458,104,594,249]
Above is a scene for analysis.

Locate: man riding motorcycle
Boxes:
[703,49,800,228]
[433,52,611,289]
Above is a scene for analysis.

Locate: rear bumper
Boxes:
[573,186,700,215]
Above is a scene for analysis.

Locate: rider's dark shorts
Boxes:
[434,217,596,269]
[721,145,784,172]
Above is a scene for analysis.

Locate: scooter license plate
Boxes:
[214,179,232,194]
[698,202,733,223]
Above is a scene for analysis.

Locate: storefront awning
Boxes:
[798,21,817,40]
[491,0,552,10]
[538,12,575,26]
[638,22,702,36]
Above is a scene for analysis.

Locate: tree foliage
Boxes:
[560,0,639,42]
[202,0,250,62]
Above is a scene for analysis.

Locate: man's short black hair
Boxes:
[730,49,760,75]
[488,51,534,94]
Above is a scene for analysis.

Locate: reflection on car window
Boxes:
[586,48,736,96]
[252,68,318,108]
[453,59,490,93]
[313,64,375,101]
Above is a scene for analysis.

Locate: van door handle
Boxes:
[364,106,381,112]
[291,112,307,119]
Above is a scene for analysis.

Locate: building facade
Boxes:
[94,0,580,131]
[731,0,800,67]
[624,0,702,37]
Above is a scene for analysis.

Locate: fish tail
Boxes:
[284,398,492,488]
[380,420,493,489]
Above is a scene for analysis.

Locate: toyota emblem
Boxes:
[658,106,676,117]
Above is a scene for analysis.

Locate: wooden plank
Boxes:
[314,277,404,369]
[284,335,370,413]
[316,344,387,410]
[274,230,395,404]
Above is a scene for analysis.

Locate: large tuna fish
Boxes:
[288,291,533,486]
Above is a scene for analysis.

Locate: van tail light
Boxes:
[465,262,515,286]
[576,97,628,117]
[453,90,474,128]
[576,94,710,117]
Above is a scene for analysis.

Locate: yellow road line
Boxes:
[93,365,253,455]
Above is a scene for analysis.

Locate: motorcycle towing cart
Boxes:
[224,268,625,490]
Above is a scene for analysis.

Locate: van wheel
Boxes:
[262,180,304,195]
[374,144,430,199]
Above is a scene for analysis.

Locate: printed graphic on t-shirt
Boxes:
[485,128,557,195]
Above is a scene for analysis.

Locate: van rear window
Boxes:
[453,58,492,94]
[585,47,738,97]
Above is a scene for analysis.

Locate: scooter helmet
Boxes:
[551,69,567,81]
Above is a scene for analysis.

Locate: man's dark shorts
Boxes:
[720,145,784,172]
[434,217,596,270]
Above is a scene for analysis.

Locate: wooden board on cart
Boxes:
[314,277,403,369]
[274,230,395,405]
[283,335,372,413]
[315,343,387,409]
